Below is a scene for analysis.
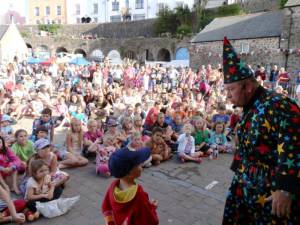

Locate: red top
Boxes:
[144,107,158,127]
[102,180,159,225]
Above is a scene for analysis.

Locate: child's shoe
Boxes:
[26,211,39,221]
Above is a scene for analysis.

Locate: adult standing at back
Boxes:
[222,37,300,225]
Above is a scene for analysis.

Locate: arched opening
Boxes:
[157,48,171,62]
[56,47,68,54]
[36,45,50,59]
[90,49,104,62]
[74,48,87,57]
[124,50,136,60]
[107,50,122,64]
[145,49,154,61]
[26,43,33,57]
[175,47,189,60]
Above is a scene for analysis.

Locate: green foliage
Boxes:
[20,31,29,38]
[154,7,178,36]
[279,0,288,8]
[154,5,193,38]
[176,24,192,35]
[38,24,61,35]
[197,4,243,30]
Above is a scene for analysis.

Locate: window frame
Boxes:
[135,0,144,9]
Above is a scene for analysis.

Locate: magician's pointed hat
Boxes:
[223,37,254,84]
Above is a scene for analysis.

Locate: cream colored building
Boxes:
[0,24,28,63]
[28,0,67,24]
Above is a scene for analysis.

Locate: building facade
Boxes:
[0,0,27,25]
[28,0,67,24]
[66,0,195,24]
[66,0,106,24]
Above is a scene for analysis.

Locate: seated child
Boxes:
[102,147,159,225]
[146,127,172,166]
[95,135,116,177]
[12,129,35,163]
[177,123,202,163]
[31,108,55,143]
[0,185,25,223]
[25,159,63,221]
[83,119,104,157]
[0,115,15,145]
[28,139,69,188]
[0,135,23,195]
[209,122,232,157]
[192,116,213,156]
[59,118,89,169]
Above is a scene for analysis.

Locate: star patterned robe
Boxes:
[223,86,300,225]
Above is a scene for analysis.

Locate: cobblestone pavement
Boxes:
[13,119,234,225]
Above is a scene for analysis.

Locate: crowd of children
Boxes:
[0,56,298,223]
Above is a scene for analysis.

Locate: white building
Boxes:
[67,0,195,24]
[66,0,106,24]
[205,0,238,9]
[0,0,27,25]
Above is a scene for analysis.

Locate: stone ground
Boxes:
[12,118,234,225]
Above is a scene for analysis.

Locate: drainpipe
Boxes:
[285,7,294,69]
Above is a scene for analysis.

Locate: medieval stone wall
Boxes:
[281,4,300,77]
[189,37,285,71]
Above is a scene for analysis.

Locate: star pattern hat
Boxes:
[223,37,254,84]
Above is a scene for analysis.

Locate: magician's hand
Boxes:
[266,190,292,218]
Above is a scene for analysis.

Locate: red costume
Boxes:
[102,180,159,225]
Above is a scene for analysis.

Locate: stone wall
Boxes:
[23,35,191,62]
[18,24,99,38]
[18,19,156,39]
[189,37,284,70]
[281,4,300,77]
[238,0,279,13]
[83,19,156,38]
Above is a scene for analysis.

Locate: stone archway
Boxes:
[74,48,87,57]
[175,47,189,60]
[56,47,68,53]
[90,49,104,62]
[107,50,122,64]
[145,49,154,61]
[26,43,33,56]
[157,48,171,62]
[124,50,136,60]
[36,45,50,59]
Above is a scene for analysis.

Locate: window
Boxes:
[112,1,119,11]
[76,18,81,23]
[133,14,145,20]
[158,3,165,11]
[36,20,40,24]
[93,3,98,14]
[57,19,61,24]
[57,6,61,16]
[94,17,98,23]
[34,7,39,16]
[176,1,184,7]
[126,0,129,8]
[76,4,80,15]
[46,6,50,16]
[110,15,121,22]
[241,43,250,53]
[136,0,144,9]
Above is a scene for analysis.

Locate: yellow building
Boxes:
[28,0,67,24]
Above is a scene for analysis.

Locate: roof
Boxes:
[0,25,9,40]
[285,0,300,7]
[191,11,283,43]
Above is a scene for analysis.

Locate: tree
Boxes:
[279,0,288,9]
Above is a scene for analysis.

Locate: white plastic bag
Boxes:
[36,196,80,218]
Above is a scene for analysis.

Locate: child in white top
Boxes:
[177,123,202,163]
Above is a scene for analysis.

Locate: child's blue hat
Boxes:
[109,147,151,178]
